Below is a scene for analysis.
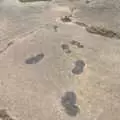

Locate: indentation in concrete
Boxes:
[0,109,14,120]
[70,40,84,48]
[72,60,85,75]
[61,91,80,117]
[25,53,44,64]
[61,44,71,54]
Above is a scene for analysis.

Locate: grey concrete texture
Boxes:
[0,0,120,120]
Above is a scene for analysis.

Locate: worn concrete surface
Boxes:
[0,0,120,120]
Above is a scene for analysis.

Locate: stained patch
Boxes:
[61,44,71,54]
[75,22,120,39]
[70,40,84,48]
[72,60,85,75]
[86,26,117,38]
[0,109,14,120]
[61,91,80,116]
[25,53,44,64]
[19,0,51,2]
[74,21,88,27]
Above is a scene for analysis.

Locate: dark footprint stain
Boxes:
[25,53,44,64]
[61,44,71,54]
[61,16,72,23]
[74,21,120,39]
[72,60,85,75]
[85,0,90,4]
[74,21,88,27]
[61,91,80,116]
[70,40,84,48]
[0,109,14,120]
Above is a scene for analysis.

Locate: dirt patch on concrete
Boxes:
[86,26,118,38]
[72,60,85,75]
[25,53,44,64]
[60,16,72,23]
[19,0,51,2]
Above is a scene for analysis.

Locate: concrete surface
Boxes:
[0,0,120,120]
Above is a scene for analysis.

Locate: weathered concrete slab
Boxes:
[0,0,120,120]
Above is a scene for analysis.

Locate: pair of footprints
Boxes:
[25,40,85,75]
[61,40,85,75]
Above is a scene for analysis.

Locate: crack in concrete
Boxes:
[74,21,120,39]
[0,41,14,55]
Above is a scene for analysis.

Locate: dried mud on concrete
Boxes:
[0,0,120,120]
[19,0,51,2]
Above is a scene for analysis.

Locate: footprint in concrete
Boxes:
[72,60,85,75]
[25,53,44,64]
[61,44,71,54]
[0,109,14,120]
[61,91,80,116]
[70,40,84,48]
